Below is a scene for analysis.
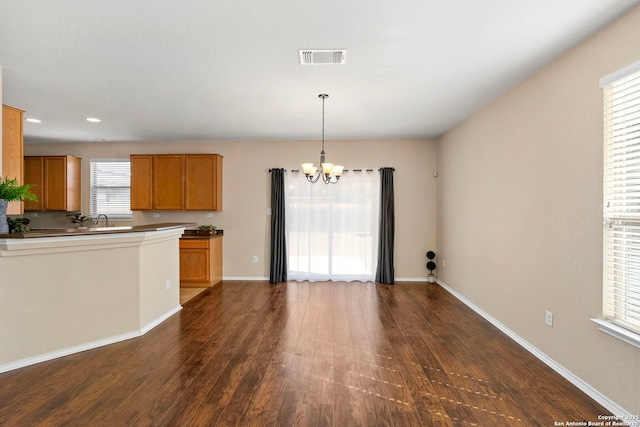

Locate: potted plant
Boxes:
[0,177,38,234]
[198,224,217,235]
[66,211,91,228]
[7,217,31,234]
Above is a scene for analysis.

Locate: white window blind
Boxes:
[90,159,133,220]
[602,63,640,334]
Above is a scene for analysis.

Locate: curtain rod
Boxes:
[269,168,394,172]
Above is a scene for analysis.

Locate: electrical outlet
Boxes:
[206,212,214,218]
[153,213,160,218]
[166,279,171,290]
[545,310,553,327]
[31,212,38,218]
[442,259,446,268]
[267,208,272,215]
[253,256,258,263]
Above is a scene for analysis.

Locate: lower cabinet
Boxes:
[179,236,222,286]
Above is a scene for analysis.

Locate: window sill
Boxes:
[591,318,640,349]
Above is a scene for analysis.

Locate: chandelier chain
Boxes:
[301,93,343,184]
[321,93,326,153]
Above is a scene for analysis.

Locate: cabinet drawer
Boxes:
[179,239,209,249]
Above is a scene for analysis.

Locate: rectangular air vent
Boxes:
[299,49,347,65]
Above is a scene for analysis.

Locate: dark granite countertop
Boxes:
[180,229,224,239]
[0,222,197,239]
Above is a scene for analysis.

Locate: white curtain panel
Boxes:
[286,170,380,282]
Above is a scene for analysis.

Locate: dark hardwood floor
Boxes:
[0,281,608,426]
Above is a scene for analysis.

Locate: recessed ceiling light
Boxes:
[25,118,42,123]
[86,117,101,123]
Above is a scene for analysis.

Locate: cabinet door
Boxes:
[153,155,184,210]
[180,239,210,283]
[23,157,44,211]
[130,155,153,210]
[185,154,221,210]
[65,156,81,211]
[2,106,24,214]
[44,157,67,210]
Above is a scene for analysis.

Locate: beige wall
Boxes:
[24,138,437,280]
[437,6,640,414]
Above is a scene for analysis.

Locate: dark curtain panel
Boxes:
[269,168,287,284]
[375,167,395,284]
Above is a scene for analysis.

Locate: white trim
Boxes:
[591,318,640,350]
[437,279,636,423]
[141,305,182,335]
[0,227,184,257]
[0,306,182,374]
[599,59,640,87]
[0,331,139,374]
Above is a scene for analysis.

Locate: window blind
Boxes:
[90,159,133,220]
[603,64,640,333]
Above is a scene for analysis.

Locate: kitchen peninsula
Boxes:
[0,223,193,373]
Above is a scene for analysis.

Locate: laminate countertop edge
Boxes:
[0,222,197,239]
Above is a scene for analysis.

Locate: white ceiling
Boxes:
[1,1,639,144]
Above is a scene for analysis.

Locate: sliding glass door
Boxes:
[286,171,379,282]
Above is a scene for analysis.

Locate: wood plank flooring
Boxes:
[180,287,209,305]
[0,281,609,426]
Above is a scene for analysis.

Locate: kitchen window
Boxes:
[90,159,133,220]
[596,60,640,348]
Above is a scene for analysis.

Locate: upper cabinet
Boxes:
[24,156,81,211]
[154,155,184,210]
[184,154,223,210]
[2,105,25,215]
[130,154,223,211]
[130,155,153,210]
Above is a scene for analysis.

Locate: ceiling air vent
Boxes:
[299,49,347,65]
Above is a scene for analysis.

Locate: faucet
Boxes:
[94,214,110,227]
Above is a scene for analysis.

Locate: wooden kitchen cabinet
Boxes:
[24,156,81,211]
[23,157,44,210]
[130,155,152,210]
[130,154,223,211]
[179,236,223,286]
[153,155,184,210]
[185,154,223,210]
[2,105,25,215]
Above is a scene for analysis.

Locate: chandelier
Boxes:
[301,94,344,184]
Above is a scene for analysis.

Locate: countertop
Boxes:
[0,222,197,239]
[180,229,224,239]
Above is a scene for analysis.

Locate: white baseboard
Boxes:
[141,305,182,335]
[0,306,182,374]
[436,279,636,423]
